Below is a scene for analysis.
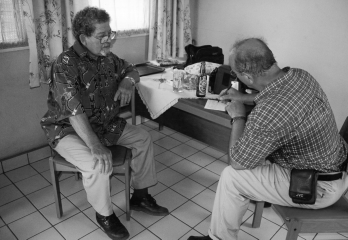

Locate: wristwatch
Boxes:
[125,76,136,86]
[230,116,246,125]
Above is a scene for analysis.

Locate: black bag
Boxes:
[289,169,318,204]
[184,44,224,67]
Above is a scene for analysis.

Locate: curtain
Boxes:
[148,0,192,61]
[22,0,84,88]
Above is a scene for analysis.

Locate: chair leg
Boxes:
[49,158,63,218]
[252,201,265,228]
[125,159,131,221]
[286,219,301,240]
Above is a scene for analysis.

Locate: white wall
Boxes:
[191,0,348,128]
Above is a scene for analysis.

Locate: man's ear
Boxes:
[79,34,87,46]
[243,73,254,85]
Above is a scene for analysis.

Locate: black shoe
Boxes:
[264,202,272,208]
[187,236,212,240]
[96,212,130,240]
[130,194,169,216]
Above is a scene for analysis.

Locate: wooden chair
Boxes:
[252,117,348,239]
[49,86,136,221]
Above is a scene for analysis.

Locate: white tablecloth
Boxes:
[136,68,219,119]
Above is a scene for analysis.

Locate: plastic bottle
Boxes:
[196,62,207,97]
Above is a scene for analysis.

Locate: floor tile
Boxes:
[189,168,220,187]
[171,178,206,199]
[205,159,228,175]
[180,229,203,240]
[131,229,161,240]
[154,188,188,212]
[31,158,50,173]
[241,216,282,240]
[40,198,80,225]
[171,143,199,158]
[170,132,192,143]
[187,152,217,167]
[314,233,348,239]
[191,188,216,212]
[130,210,165,228]
[0,184,23,206]
[154,136,182,150]
[0,226,17,240]
[148,182,168,196]
[170,159,201,176]
[149,214,191,240]
[153,144,167,156]
[8,211,51,240]
[67,190,91,211]
[156,168,185,187]
[143,120,159,129]
[0,197,36,224]
[119,214,146,238]
[138,124,152,132]
[158,126,176,136]
[0,218,4,227]
[208,182,218,192]
[27,185,62,209]
[15,174,50,195]
[28,227,64,240]
[149,129,166,141]
[58,175,84,197]
[155,161,167,173]
[193,215,211,235]
[0,174,11,188]
[111,190,128,212]
[5,165,38,183]
[171,201,210,227]
[80,228,112,240]
[219,154,229,163]
[185,139,208,151]
[201,146,226,159]
[155,150,183,167]
[55,212,98,240]
[110,176,126,196]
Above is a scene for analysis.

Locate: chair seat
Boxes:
[273,197,348,233]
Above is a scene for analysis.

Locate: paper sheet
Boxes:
[204,100,227,111]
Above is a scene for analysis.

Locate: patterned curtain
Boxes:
[22,0,83,88]
[148,0,192,61]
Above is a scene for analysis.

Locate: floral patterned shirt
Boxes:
[40,41,138,148]
[231,67,348,173]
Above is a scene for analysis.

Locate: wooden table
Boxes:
[135,91,253,152]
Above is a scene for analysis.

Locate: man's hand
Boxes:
[219,87,244,102]
[91,143,113,174]
[114,77,134,106]
[225,100,246,119]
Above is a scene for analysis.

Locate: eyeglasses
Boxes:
[93,31,117,44]
[230,70,238,80]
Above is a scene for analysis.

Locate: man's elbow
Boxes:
[229,159,247,170]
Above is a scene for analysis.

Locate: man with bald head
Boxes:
[188,38,348,240]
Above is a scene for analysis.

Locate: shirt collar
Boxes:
[72,41,99,61]
[254,67,291,103]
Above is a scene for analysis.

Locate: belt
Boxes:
[317,172,343,181]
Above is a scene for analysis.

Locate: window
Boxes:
[0,0,27,49]
[88,0,150,37]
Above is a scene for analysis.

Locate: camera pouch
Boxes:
[289,169,318,204]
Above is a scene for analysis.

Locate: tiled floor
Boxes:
[1,120,348,240]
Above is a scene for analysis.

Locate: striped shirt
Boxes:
[231,67,347,172]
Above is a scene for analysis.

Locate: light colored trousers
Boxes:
[208,164,348,240]
[55,123,157,216]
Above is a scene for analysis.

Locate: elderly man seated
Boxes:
[40,7,168,240]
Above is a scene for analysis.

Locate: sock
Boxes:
[132,188,148,200]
